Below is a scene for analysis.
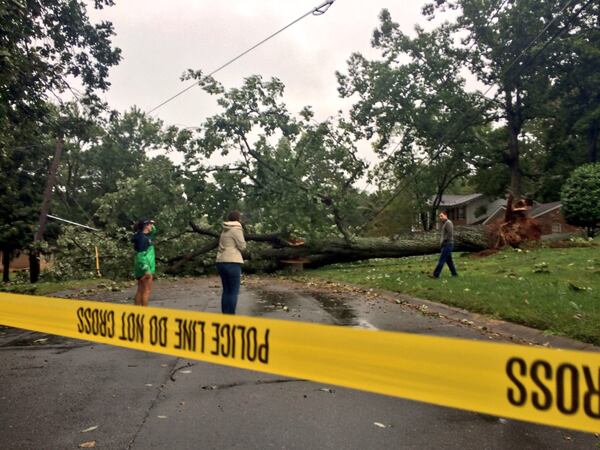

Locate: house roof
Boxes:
[484,198,508,215]
[482,201,562,224]
[529,201,561,218]
[482,206,507,225]
[470,198,507,223]
[433,193,484,207]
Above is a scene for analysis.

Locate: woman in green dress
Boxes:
[132,218,156,306]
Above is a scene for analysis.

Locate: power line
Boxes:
[499,0,582,83]
[295,0,511,230]
[47,214,99,231]
[147,0,336,115]
[506,0,595,79]
[355,0,588,235]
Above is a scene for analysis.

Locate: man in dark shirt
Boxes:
[432,211,458,278]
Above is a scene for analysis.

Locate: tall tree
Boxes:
[183,73,368,242]
[424,0,593,199]
[0,117,54,281]
[0,0,121,126]
[337,10,481,229]
[51,107,195,227]
[0,0,120,280]
[550,1,600,163]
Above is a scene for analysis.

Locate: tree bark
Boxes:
[167,224,490,273]
[28,252,40,283]
[504,88,523,200]
[429,188,444,232]
[419,211,429,231]
[253,228,488,268]
[30,137,63,283]
[165,239,219,274]
[506,124,522,200]
[588,121,599,163]
[2,248,10,282]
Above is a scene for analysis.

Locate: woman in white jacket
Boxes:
[216,211,247,314]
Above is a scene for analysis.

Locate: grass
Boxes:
[0,278,111,296]
[307,245,600,345]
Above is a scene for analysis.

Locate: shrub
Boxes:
[561,163,600,237]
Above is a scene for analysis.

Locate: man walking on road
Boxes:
[432,211,458,278]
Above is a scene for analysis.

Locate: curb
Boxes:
[302,278,600,353]
[367,285,599,352]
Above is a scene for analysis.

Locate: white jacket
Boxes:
[216,221,246,264]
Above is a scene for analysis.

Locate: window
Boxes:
[552,223,562,233]
[446,207,465,221]
[474,205,487,218]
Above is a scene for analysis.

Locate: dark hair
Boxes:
[227,211,241,222]
[134,218,152,232]
[439,210,448,217]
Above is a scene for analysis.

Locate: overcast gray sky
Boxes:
[90,1,434,130]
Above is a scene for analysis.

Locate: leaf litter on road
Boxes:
[80,425,98,433]
[318,387,335,394]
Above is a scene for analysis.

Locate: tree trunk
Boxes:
[586,226,597,239]
[253,228,488,269]
[504,88,523,200]
[2,249,10,283]
[31,138,63,283]
[29,252,40,283]
[167,224,490,274]
[588,122,599,163]
[506,121,522,200]
[419,212,429,231]
[166,239,219,274]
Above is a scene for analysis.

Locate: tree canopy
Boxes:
[0,1,598,280]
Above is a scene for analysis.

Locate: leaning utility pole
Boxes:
[29,137,63,283]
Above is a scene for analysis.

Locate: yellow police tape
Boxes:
[1,292,599,433]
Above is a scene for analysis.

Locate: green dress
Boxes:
[133,225,157,278]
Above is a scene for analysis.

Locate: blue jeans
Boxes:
[216,263,241,314]
[433,243,457,277]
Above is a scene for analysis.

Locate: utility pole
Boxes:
[29,137,63,283]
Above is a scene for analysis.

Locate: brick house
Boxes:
[0,252,51,272]
[431,194,583,236]
[482,201,582,235]
[431,194,505,226]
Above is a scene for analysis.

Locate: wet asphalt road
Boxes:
[0,276,598,449]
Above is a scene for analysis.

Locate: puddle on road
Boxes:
[311,292,358,326]
[252,287,360,327]
[250,288,290,315]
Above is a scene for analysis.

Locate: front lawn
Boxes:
[308,246,600,345]
[0,278,117,296]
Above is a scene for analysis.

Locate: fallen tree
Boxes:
[165,222,490,274]
[488,195,542,249]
